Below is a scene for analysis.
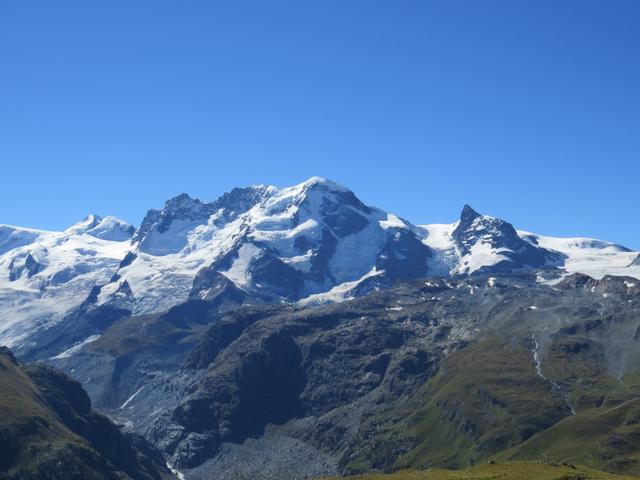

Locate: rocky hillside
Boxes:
[44,272,640,479]
[0,347,173,480]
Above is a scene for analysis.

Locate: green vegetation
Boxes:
[498,374,640,475]
[346,335,640,477]
[348,337,569,473]
[0,350,97,479]
[325,461,635,479]
[0,350,169,480]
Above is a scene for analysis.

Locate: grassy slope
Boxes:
[347,337,570,472]
[0,351,169,480]
[497,370,640,475]
[0,352,108,479]
[347,327,640,477]
[325,461,635,480]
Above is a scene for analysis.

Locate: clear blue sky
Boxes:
[1,1,638,248]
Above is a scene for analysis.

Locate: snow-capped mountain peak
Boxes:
[0,217,132,348]
[419,205,560,276]
[1,177,639,354]
[66,214,135,241]
[99,178,431,313]
[0,224,46,256]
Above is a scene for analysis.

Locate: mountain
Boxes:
[94,176,434,315]
[0,346,172,480]
[43,272,640,479]
[2,177,638,358]
[2,178,640,480]
[0,216,132,350]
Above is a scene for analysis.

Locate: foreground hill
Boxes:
[0,347,172,480]
[323,461,635,479]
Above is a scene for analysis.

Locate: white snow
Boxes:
[522,231,640,280]
[50,335,101,360]
[419,223,459,276]
[456,240,510,274]
[66,215,134,242]
[379,213,407,230]
[329,219,386,284]
[221,243,262,287]
[120,386,145,410]
[420,219,639,280]
[166,462,186,480]
[299,267,384,305]
[386,306,404,311]
[2,178,638,350]
[0,222,130,347]
[106,177,395,313]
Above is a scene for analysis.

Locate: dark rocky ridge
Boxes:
[452,205,564,273]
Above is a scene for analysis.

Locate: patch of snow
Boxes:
[50,335,101,360]
[120,386,145,410]
[166,462,186,480]
[329,220,386,283]
[456,240,510,274]
[379,213,407,230]
[520,231,639,280]
[220,243,262,287]
[419,223,458,276]
[299,267,384,305]
[86,215,134,241]
[0,223,130,347]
